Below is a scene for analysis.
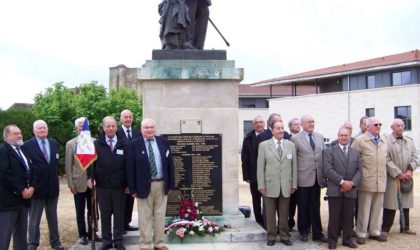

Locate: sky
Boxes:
[1,0,420,110]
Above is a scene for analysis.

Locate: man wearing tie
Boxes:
[22,120,64,250]
[126,118,175,250]
[257,121,297,246]
[324,127,361,249]
[88,116,127,250]
[0,125,34,250]
[352,117,387,244]
[290,114,327,243]
[116,109,140,232]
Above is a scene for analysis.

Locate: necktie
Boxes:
[41,139,49,163]
[16,147,29,171]
[309,134,315,150]
[147,139,158,177]
[108,139,113,152]
[277,141,283,158]
[343,146,348,157]
[373,137,379,144]
[127,129,132,140]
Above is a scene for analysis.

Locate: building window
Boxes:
[367,75,375,89]
[243,120,253,137]
[365,108,375,117]
[394,106,411,130]
[392,71,411,86]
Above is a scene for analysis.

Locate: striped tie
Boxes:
[147,139,158,177]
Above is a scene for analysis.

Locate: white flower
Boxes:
[199,226,204,231]
[208,227,213,233]
[193,220,202,227]
[189,230,195,235]
[214,226,219,231]
[195,202,199,207]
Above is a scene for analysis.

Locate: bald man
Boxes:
[381,119,417,240]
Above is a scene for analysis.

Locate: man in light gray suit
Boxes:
[65,117,101,245]
[257,121,297,247]
[290,114,327,243]
[324,127,362,249]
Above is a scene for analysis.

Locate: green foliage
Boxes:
[31,81,142,174]
[0,108,37,143]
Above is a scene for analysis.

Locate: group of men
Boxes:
[241,114,417,248]
[0,109,175,250]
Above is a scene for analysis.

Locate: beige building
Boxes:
[252,49,420,148]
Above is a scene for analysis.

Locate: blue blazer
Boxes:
[0,143,32,211]
[22,137,60,199]
[117,127,141,141]
[126,135,175,198]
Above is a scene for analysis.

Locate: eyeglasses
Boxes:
[373,123,382,127]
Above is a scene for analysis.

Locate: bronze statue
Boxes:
[159,0,211,50]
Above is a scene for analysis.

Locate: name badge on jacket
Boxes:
[116,149,124,155]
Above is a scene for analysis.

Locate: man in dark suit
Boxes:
[324,127,361,249]
[257,113,291,142]
[290,114,327,243]
[241,115,266,227]
[0,124,34,250]
[127,118,175,250]
[116,109,140,232]
[22,120,64,250]
[88,116,127,250]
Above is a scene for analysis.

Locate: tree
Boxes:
[32,81,142,174]
[0,108,37,143]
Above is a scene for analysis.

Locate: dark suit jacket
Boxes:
[241,130,259,183]
[257,129,291,142]
[323,144,362,198]
[126,135,175,199]
[88,134,127,188]
[0,143,32,211]
[117,127,140,141]
[330,137,355,147]
[22,137,60,199]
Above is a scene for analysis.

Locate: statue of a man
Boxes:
[159,0,211,50]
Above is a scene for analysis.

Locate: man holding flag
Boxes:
[65,117,101,245]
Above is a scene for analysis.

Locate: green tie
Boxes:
[147,139,158,177]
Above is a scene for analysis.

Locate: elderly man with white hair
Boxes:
[23,120,64,250]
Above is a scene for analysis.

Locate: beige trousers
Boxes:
[137,181,167,249]
[356,191,384,238]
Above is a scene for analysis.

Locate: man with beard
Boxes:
[0,125,34,250]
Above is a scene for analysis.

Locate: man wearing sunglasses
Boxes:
[352,117,388,244]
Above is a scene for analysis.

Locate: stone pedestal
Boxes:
[137,50,243,215]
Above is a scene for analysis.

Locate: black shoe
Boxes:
[53,245,64,250]
[343,241,358,248]
[79,236,88,245]
[114,244,126,250]
[99,245,113,250]
[124,225,139,231]
[280,239,292,246]
[328,242,337,249]
[314,236,328,243]
[267,240,275,246]
[88,233,102,242]
[301,234,309,242]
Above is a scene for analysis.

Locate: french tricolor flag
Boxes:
[75,118,97,171]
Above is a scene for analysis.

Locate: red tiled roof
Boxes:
[252,49,420,86]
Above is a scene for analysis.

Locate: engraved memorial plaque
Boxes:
[163,134,222,216]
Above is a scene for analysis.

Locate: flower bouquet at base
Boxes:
[165,188,226,241]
